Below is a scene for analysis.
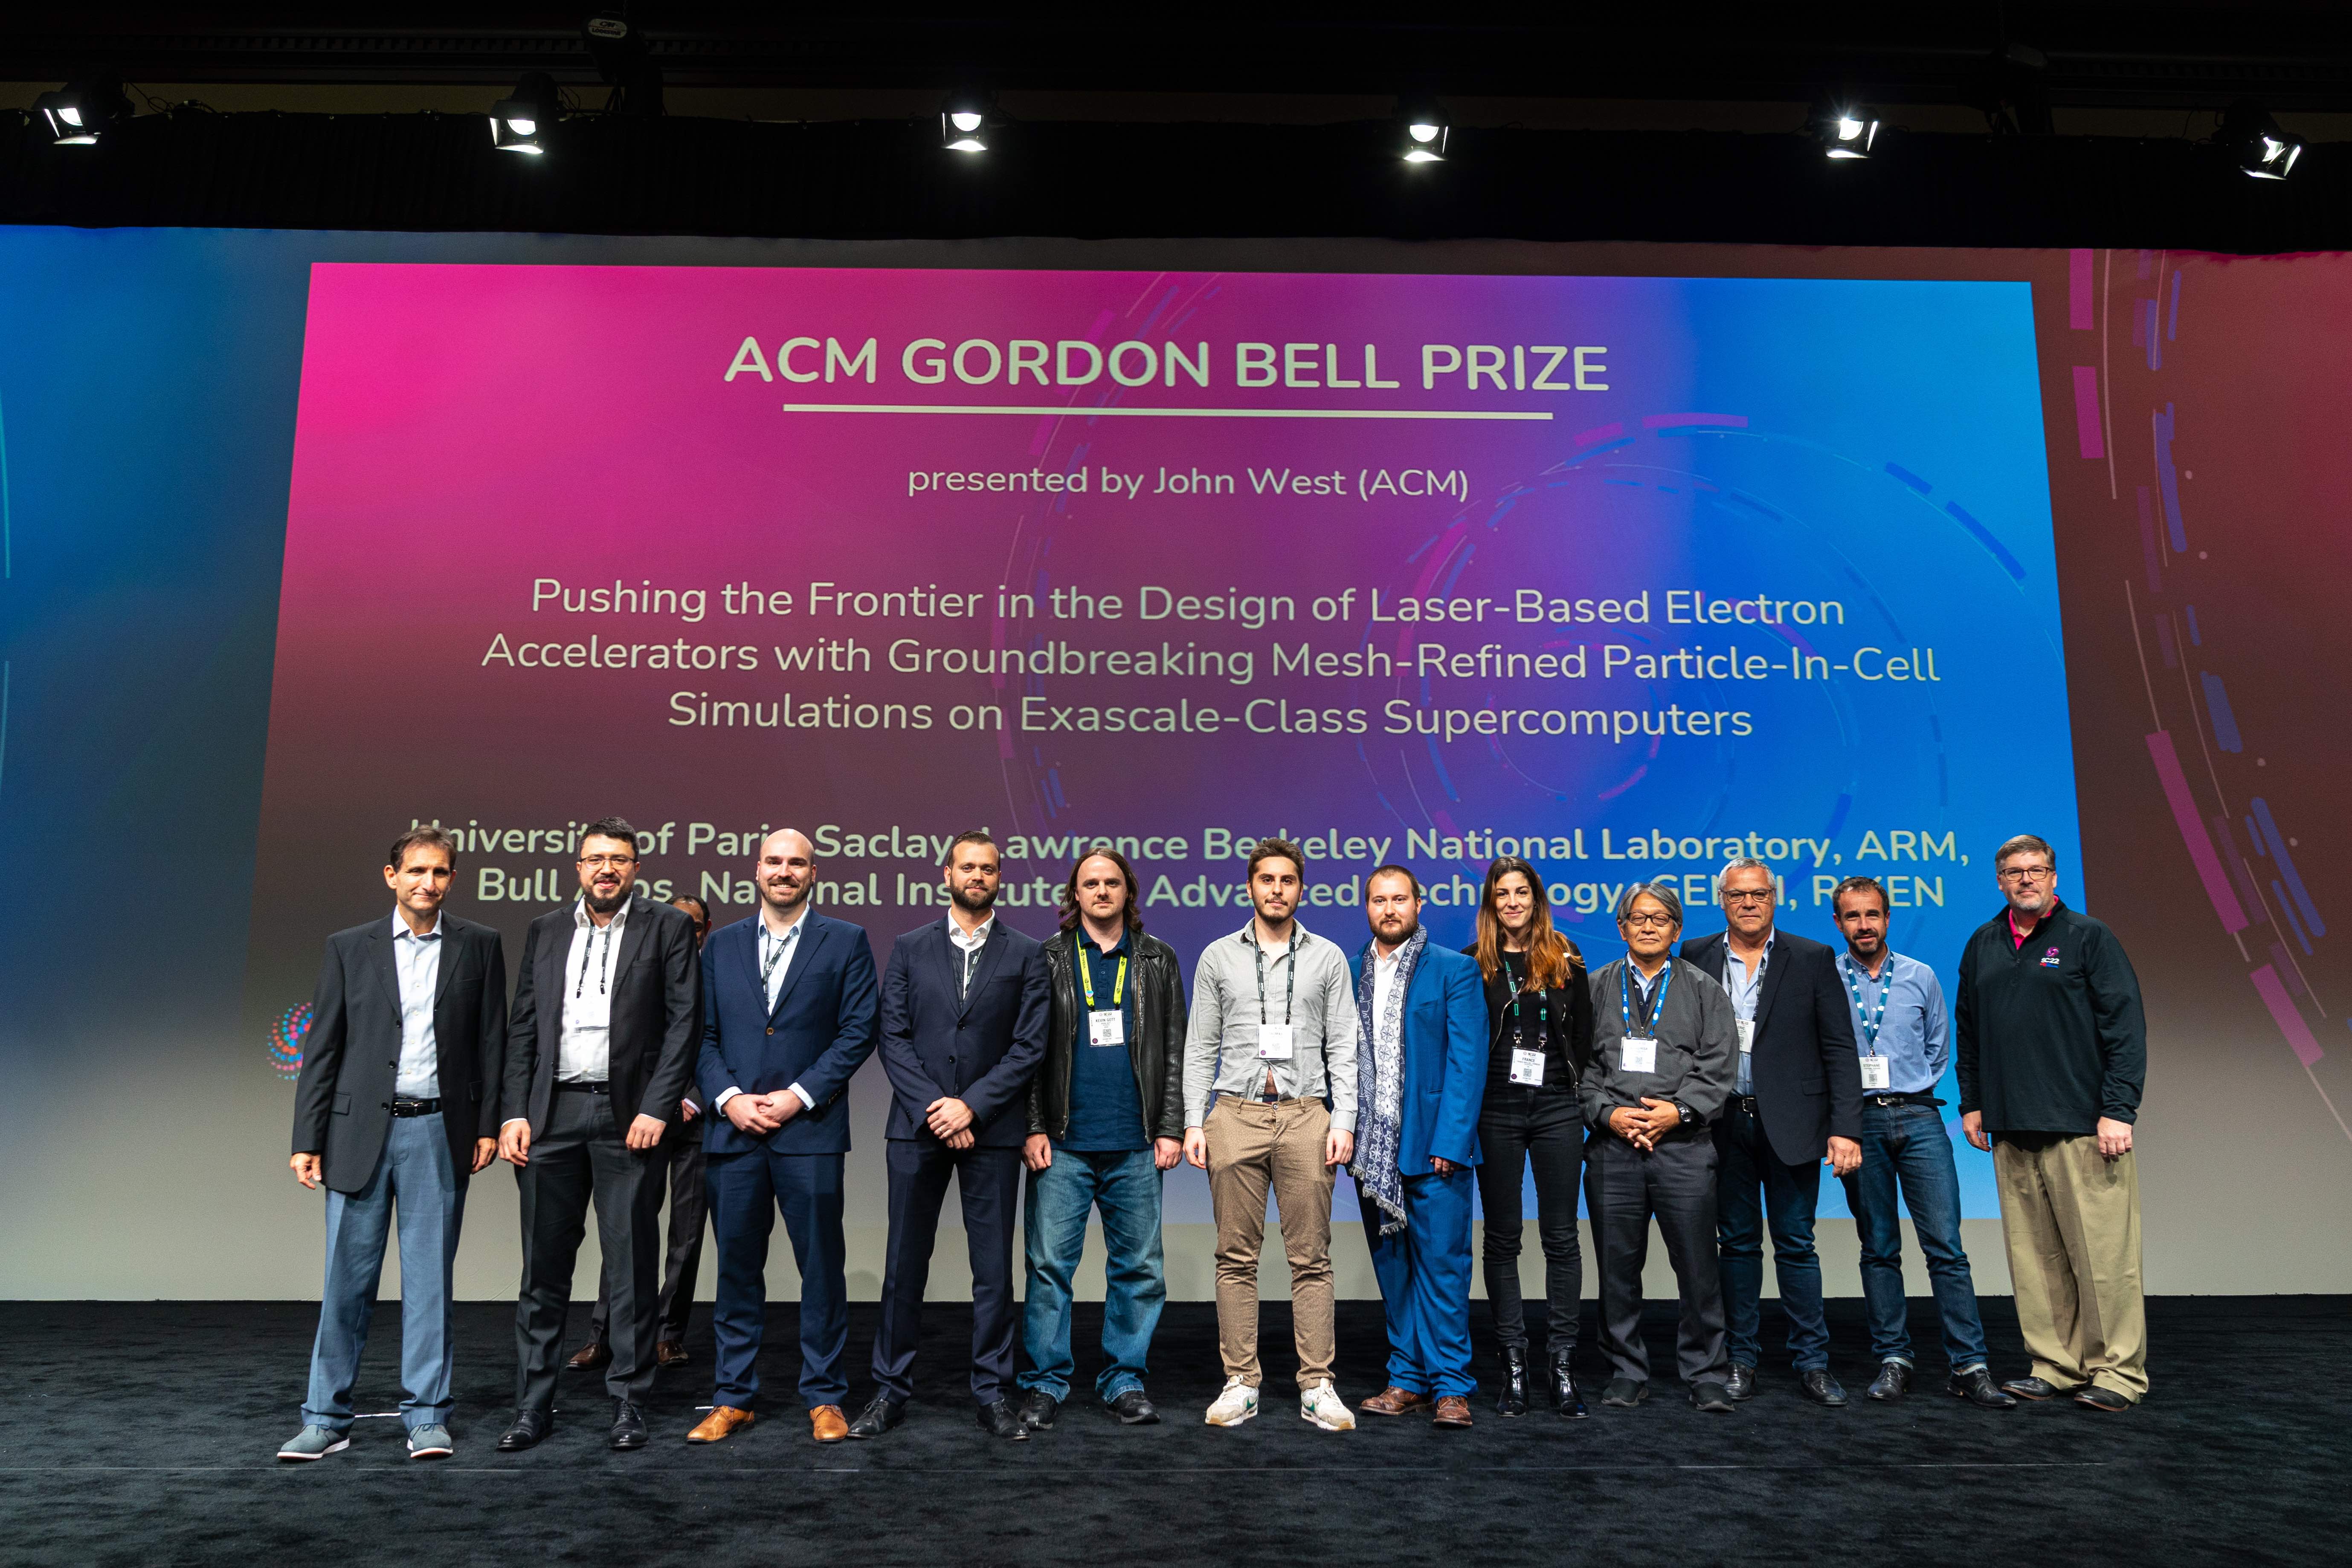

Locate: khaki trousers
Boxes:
[1993,1134,2147,1400]
[1205,1097,1336,1388]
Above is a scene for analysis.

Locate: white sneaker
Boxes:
[1299,1380,1356,1431]
[1205,1377,1260,1426]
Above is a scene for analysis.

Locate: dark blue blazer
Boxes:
[1354,939,1488,1172]
[696,909,879,1157]
[878,917,1050,1148]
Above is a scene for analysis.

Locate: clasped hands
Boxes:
[722,1090,805,1136]
[1610,1097,1683,1150]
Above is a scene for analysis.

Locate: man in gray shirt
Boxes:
[1182,838,1360,1432]
[1582,882,1738,1413]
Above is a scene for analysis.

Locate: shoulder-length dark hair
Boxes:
[1059,846,1146,936]
[1473,855,1578,990]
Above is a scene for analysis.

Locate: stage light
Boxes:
[1398,97,1448,162]
[941,91,992,154]
[1816,104,1879,159]
[490,72,561,154]
[2221,101,2303,180]
[34,77,132,146]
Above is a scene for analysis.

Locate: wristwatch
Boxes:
[1673,1100,1697,1126]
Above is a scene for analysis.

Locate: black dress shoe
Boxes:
[1496,1345,1528,1417]
[610,1400,648,1451]
[1601,1377,1647,1408]
[1019,1389,1059,1431]
[1552,1354,1589,1419]
[2001,1375,2064,1401]
[978,1398,1030,1440]
[496,1410,552,1452]
[845,1396,905,1440]
[1723,1363,1757,1401]
[1109,1389,1160,1426]
[1689,1382,1735,1414]
[2074,1385,2133,1412]
[1949,1367,2018,1409]
[1799,1369,1849,1408]
[1867,1361,1912,1401]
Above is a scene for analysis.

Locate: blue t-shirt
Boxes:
[1061,932,1147,1152]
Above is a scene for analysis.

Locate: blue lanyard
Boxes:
[1621,962,1671,1037]
[1839,954,1893,1054]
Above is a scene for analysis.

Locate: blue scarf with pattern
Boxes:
[1349,926,1424,1235]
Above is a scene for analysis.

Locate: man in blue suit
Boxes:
[1349,866,1490,1428]
[848,829,1050,1441]
[685,829,879,1447]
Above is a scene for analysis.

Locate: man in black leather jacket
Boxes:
[1015,848,1188,1431]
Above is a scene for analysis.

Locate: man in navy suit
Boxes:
[848,830,1050,1442]
[1348,867,1490,1429]
[687,829,879,1446]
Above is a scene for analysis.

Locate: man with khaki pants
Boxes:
[1956,834,2149,1411]
[1182,838,1360,1432]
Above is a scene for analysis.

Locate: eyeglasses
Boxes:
[1621,912,1677,929]
[578,853,638,868]
[1998,865,2055,883]
[1720,889,1775,905]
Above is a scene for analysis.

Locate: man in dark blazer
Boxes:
[850,830,1050,1441]
[495,817,702,1454]
[279,826,507,1463]
[1349,867,1489,1429]
[687,828,880,1447]
[1680,857,1862,1406]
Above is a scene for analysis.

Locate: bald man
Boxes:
[687,830,881,1446]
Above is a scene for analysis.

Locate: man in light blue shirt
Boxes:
[1830,877,2013,1410]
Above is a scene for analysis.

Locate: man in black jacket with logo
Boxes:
[1015,848,1187,1432]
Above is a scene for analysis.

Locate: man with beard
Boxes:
[497,818,702,1453]
[847,830,1050,1441]
[1347,867,1489,1429]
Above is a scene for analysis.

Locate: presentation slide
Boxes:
[247,263,2073,1221]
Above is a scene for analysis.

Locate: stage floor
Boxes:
[1,1296,2334,1565]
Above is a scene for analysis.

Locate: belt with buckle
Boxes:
[1866,1091,1943,1108]
[388,1097,442,1117]
[557,1080,611,1094]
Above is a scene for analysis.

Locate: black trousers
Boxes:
[588,1119,706,1343]
[1473,1086,1585,1356]
[513,1088,664,1414]
[1584,1124,1728,1386]
[870,1137,1023,1406]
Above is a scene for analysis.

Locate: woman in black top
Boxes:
[1465,855,1595,1417]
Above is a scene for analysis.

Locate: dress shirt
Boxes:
[1837,949,1950,1096]
[947,911,996,997]
[1180,920,1361,1132]
[1720,932,1775,1096]
[1371,944,1404,1028]
[390,910,443,1098]
[714,903,818,1115]
[558,896,629,1083]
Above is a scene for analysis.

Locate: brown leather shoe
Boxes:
[687,1406,754,1444]
[656,1339,689,1368]
[1359,1386,1435,1417]
[1433,1395,1473,1429]
[566,1339,611,1371]
[809,1404,850,1443]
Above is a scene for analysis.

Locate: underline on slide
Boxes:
[781,403,1553,421]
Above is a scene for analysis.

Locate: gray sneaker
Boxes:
[407,1424,454,1459]
[277,1425,350,1461]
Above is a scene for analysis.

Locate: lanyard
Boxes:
[1622,961,1672,1036]
[1505,958,1551,1043]
[1252,926,1300,1027]
[1721,939,1770,1006]
[1839,954,1894,1054]
[760,921,796,989]
[574,913,616,999]
[1081,947,1129,1009]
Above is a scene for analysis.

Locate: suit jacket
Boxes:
[291,912,509,1194]
[502,896,702,1136]
[879,917,1050,1148]
[696,908,880,1157]
[1359,939,1488,1171]
[1679,928,1862,1165]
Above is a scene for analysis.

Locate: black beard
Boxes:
[952,882,999,915]
[585,885,628,914]
[1378,917,1421,947]
[763,880,809,912]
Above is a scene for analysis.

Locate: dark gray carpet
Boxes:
[0,1296,2335,1567]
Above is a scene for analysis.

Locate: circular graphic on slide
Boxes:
[265,1002,312,1080]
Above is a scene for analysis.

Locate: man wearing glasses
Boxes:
[1956,834,2148,1412]
[497,817,703,1452]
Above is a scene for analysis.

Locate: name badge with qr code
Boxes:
[1088,1010,1125,1047]
[1621,1036,1658,1074]
[1736,1019,1756,1056]
[1859,1055,1892,1090]
[1257,1024,1295,1061]
[1510,1048,1547,1086]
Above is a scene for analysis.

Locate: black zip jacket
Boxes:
[1955,899,2146,1136]
[1026,927,1189,1143]
[1462,941,1595,1100]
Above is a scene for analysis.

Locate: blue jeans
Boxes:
[301,1112,466,1433]
[1018,1147,1165,1404]
[1713,1099,1827,1371]
[1840,1101,1990,1371]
